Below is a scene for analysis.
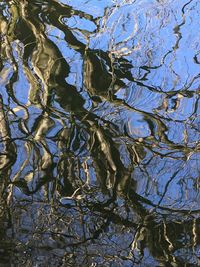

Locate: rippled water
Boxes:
[0,0,200,266]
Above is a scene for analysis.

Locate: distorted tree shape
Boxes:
[0,0,200,266]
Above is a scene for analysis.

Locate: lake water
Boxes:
[0,0,200,266]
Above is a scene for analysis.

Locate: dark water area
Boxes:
[0,0,200,266]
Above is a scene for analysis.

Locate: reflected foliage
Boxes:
[0,0,200,266]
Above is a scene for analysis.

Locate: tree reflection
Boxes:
[0,0,200,266]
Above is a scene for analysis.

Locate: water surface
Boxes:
[0,0,200,266]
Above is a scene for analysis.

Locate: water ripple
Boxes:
[0,0,200,266]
